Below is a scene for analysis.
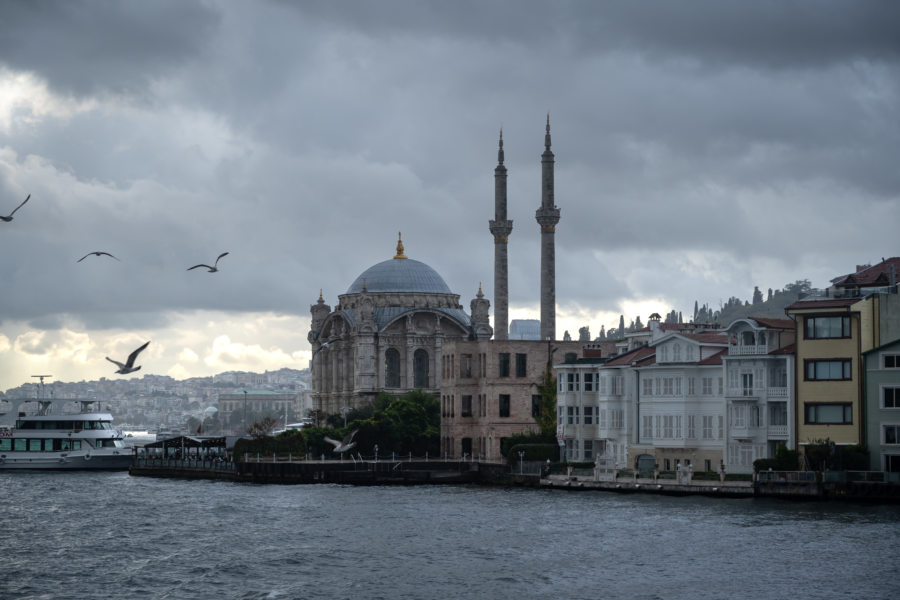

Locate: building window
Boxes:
[883,425,900,445]
[805,403,852,424]
[531,395,541,418]
[584,439,593,460]
[884,354,900,369]
[884,387,900,409]
[611,410,623,429]
[566,406,579,425]
[805,359,851,381]
[567,373,579,392]
[515,353,527,377]
[702,378,713,395]
[461,437,472,457]
[385,348,400,388]
[687,415,696,439]
[805,315,850,339]
[499,394,511,417]
[461,395,473,417]
[642,378,651,396]
[584,373,595,392]
[499,353,510,377]
[414,349,429,388]
[642,415,652,439]
[584,406,593,425]
[702,416,713,439]
[460,354,472,378]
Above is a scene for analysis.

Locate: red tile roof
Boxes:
[677,332,728,344]
[604,345,655,366]
[698,348,727,365]
[749,317,795,330]
[770,343,795,355]
[831,257,900,287]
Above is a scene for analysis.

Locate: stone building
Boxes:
[308,234,491,417]
[309,120,577,461]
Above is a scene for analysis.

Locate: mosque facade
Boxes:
[308,234,492,417]
[309,120,587,459]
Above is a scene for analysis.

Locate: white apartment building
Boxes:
[722,318,796,474]
[556,315,798,475]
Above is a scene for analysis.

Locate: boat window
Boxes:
[114,440,125,448]
[72,441,81,450]
[0,439,11,451]
[60,439,71,451]
[28,439,42,451]
[14,438,26,451]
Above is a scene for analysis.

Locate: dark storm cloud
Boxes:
[289,1,900,68]
[0,0,219,96]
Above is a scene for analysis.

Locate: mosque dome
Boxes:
[346,257,452,294]
[345,234,453,295]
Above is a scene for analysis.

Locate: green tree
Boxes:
[248,417,278,439]
[535,365,557,436]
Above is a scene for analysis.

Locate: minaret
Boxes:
[535,115,560,341]
[488,129,513,340]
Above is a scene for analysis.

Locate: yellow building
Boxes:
[786,295,876,450]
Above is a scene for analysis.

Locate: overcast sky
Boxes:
[1,1,898,391]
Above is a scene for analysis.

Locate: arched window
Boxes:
[385,348,401,388]
[414,349,429,388]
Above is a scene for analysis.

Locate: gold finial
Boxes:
[394,231,407,259]
[478,281,483,294]
[319,289,323,300]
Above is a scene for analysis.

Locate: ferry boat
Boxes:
[0,380,133,470]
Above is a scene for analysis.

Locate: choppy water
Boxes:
[2,471,897,599]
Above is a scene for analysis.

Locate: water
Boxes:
[2,472,897,600]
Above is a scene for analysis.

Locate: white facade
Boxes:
[722,318,796,474]
[556,317,797,475]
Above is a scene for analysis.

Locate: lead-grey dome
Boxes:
[347,258,452,294]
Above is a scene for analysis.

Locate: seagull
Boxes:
[77,251,120,263]
[1,194,30,222]
[324,429,358,454]
[187,252,229,272]
[106,341,150,374]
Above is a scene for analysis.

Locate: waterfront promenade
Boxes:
[129,456,900,502]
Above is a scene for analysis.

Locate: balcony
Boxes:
[729,344,768,356]
[767,425,788,438]
[767,386,788,398]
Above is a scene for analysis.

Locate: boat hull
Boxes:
[0,451,132,470]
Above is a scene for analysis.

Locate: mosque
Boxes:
[309,119,584,458]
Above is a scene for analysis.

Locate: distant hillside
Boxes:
[711,281,810,325]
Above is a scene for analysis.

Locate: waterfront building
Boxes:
[785,258,900,458]
[864,337,900,473]
[555,315,730,472]
[218,390,301,431]
[308,234,491,417]
[440,338,583,461]
[721,317,796,474]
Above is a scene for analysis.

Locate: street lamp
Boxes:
[518,450,525,475]
[243,390,247,434]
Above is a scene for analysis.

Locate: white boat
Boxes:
[0,392,133,471]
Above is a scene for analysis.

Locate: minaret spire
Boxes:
[489,128,513,340]
[536,115,560,340]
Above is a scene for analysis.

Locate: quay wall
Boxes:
[128,460,900,502]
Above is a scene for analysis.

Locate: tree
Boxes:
[752,286,763,304]
[534,364,557,437]
[248,417,278,438]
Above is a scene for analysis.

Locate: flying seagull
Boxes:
[77,251,120,263]
[1,194,30,222]
[324,429,358,454]
[187,252,229,272]
[106,341,150,374]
